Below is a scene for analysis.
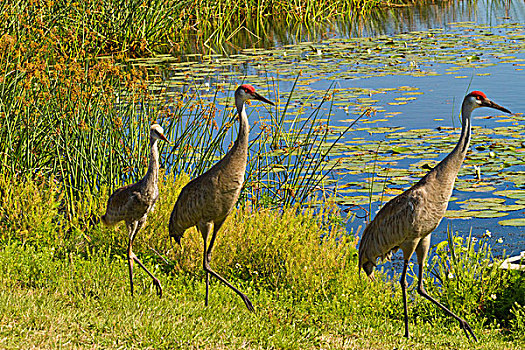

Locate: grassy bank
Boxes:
[0,175,524,349]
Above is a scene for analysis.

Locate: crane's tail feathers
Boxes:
[168,214,185,246]
[100,214,117,227]
[358,241,376,277]
[169,234,182,248]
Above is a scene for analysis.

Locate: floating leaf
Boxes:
[494,190,525,200]
[498,218,525,227]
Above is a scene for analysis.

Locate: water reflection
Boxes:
[175,0,525,58]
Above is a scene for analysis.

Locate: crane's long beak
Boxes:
[252,92,275,106]
[482,99,512,114]
[159,133,169,143]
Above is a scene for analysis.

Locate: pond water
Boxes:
[143,0,525,262]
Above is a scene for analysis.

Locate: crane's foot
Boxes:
[459,319,477,342]
[241,294,255,312]
[153,278,163,298]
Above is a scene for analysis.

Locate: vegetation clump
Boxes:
[0,0,411,58]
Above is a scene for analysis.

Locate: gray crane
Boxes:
[169,84,274,311]
[101,123,169,297]
[358,91,511,341]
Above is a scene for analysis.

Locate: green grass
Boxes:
[0,245,522,349]
[0,175,523,349]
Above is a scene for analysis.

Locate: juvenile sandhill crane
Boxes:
[101,123,169,297]
[358,91,511,341]
[169,84,274,311]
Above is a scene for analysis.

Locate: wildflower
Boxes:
[483,229,492,238]
[497,238,503,243]
[448,272,454,279]
[490,294,497,300]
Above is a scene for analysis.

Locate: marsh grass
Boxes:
[0,35,360,216]
[0,0,412,59]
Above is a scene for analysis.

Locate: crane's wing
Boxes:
[101,183,146,225]
[168,174,216,238]
[358,189,421,272]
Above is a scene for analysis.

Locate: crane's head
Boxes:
[464,91,511,114]
[150,123,169,142]
[235,84,275,106]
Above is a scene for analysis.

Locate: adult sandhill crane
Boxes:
[358,91,511,341]
[169,84,274,311]
[101,123,169,297]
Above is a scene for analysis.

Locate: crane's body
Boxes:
[358,91,511,341]
[102,124,169,297]
[359,132,466,271]
[169,84,274,311]
[169,123,248,237]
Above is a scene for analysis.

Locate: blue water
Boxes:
[276,0,525,259]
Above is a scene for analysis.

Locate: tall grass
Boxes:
[245,79,368,207]
[0,31,362,217]
[0,0,412,59]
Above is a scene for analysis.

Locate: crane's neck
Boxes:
[232,98,250,155]
[144,137,160,188]
[432,100,472,182]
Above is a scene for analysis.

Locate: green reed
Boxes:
[0,59,362,219]
[0,0,368,220]
[244,80,367,207]
[0,0,411,59]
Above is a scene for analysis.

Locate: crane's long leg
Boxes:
[204,220,223,307]
[416,264,477,342]
[400,259,410,339]
[127,218,163,297]
[199,221,254,312]
[127,221,138,296]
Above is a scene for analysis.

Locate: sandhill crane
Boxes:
[169,84,274,311]
[358,91,511,341]
[101,123,169,297]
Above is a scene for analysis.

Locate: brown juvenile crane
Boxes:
[358,91,511,341]
[101,123,169,297]
[169,84,274,311]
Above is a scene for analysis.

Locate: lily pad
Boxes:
[494,190,525,200]
[498,218,525,227]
